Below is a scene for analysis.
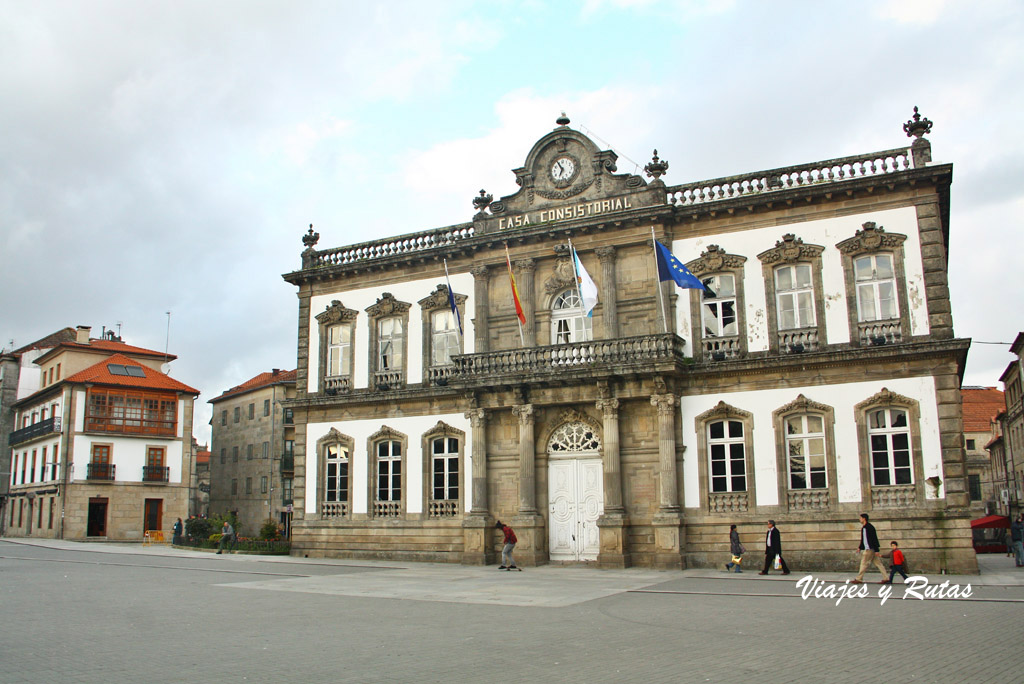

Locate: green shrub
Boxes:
[258,518,280,541]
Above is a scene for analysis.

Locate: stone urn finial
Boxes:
[302,224,320,249]
[903,106,933,139]
[472,189,493,214]
[644,149,669,184]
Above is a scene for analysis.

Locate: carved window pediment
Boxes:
[774,393,832,417]
[366,292,411,319]
[836,222,907,256]
[419,285,467,312]
[316,428,353,450]
[855,387,916,411]
[316,300,358,324]
[370,425,407,443]
[544,245,576,295]
[757,234,824,265]
[696,401,752,423]
[686,245,747,277]
[423,420,466,441]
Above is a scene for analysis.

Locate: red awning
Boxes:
[970,514,1010,529]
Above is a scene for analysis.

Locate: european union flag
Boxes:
[655,240,706,291]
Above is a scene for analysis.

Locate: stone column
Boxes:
[650,393,684,569]
[515,259,536,346]
[462,407,492,565]
[471,265,490,353]
[596,246,618,339]
[512,404,536,514]
[596,396,631,568]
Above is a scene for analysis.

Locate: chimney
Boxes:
[272,368,280,375]
[75,326,91,344]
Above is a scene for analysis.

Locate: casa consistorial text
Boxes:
[497,196,634,230]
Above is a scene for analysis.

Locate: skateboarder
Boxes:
[495,521,519,570]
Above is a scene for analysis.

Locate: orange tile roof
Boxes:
[196,450,211,464]
[65,353,199,394]
[962,387,1005,432]
[210,369,297,403]
[35,338,177,364]
[8,327,77,356]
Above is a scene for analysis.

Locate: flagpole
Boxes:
[443,258,463,337]
[567,237,587,322]
[505,243,526,346]
[651,226,669,334]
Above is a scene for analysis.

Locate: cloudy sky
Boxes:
[3,0,1022,444]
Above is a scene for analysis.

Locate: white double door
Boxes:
[548,457,603,561]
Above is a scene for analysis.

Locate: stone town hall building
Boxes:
[282,110,976,573]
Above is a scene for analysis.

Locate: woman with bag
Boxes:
[725,524,745,573]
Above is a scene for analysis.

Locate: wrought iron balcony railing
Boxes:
[281,454,294,472]
[87,463,115,481]
[8,416,61,446]
[142,466,169,483]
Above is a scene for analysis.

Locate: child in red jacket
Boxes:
[881,541,908,584]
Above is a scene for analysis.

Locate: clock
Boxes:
[550,156,577,184]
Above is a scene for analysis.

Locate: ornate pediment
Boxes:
[423,420,466,440]
[316,300,358,325]
[315,428,353,450]
[366,292,411,319]
[419,284,468,312]
[836,222,906,256]
[774,393,832,417]
[855,387,917,411]
[696,401,752,423]
[369,425,407,442]
[686,245,747,276]
[757,234,824,265]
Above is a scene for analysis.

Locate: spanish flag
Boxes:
[505,246,526,326]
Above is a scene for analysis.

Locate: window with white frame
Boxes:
[787,414,827,489]
[324,443,349,506]
[708,419,746,493]
[376,440,402,510]
[551,289,592,344]
[855,254,898,322]
[775,264,815,330]
[327,324,352,377]
[431,310,460,366]
[701,274,738,338]
[316,300,359,392]
[868,407,912,485]
[431,436,459,502]
[378,318,403,371]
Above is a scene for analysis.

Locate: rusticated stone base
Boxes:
[461,514,495,565]
[596,511,632,568]
[650,510,686,570]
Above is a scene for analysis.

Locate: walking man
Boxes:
[759,520,790,575]
[1011,514,1024,567]
[851,513,887,584]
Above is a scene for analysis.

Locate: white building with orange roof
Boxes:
[5,326,199,540]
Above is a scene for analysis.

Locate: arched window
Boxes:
[550,289,592,345]
[855,389,924,509]
[422,421,465,518]
[854,254,898,322]
[836,222,910,346]
[773,395,837,511]
[868,407,912,486]
[785,414,827,490]
[368,426,407,519]
[317,429,353,519]
[685,245,748,362]
[709,419,746,493]
[695,402,755,514]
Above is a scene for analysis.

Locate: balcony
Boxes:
[84,416,175,437]
[281,453,294,473]
[450,334,689,388]
[8,416,61,447]
[142,466,169,483]
[87,463,116,481]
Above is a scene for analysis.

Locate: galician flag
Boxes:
[571,245,599,317]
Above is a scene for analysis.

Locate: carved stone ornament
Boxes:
[419,284,467,312]
[854,387,917,412]
[315,300,358,324]
[365,292,411,318]
[302,224,320,249]
[644,149,669,182]
[464,407,486,425]
[757,234,824,265]
[696,401,752,424]
[369,425,406,442]
[596,398,620,416]
[775,393,832,417]
[316,428,353,451]
[423,420,465,440]
[544,245,577,294]
[534,177,594,201]
[512,404,535,424]
[836,222,906,256]
[551,408,597,432]
[472,189,493,213]
[650,393,679,414]
[686,245,747,277]
[489,200,506,214]
[903,106,933,139]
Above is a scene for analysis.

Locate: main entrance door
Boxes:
[546,420,603,562]
[87,498,108,537]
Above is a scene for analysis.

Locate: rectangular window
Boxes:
[246,477,252,494]
[431,437,459,500]
[221,410,227,426]
[968,474,982,501]
[232,446,239,462]
[30,450,37,483]
[220,448,226,464]
[248,403,254,420]
[431,311,460,366]
[377,441,402,501]
[284,439,294,456]
[51,444,59,481]
[264,399,270,417]
[701,274,738,337]
[855,254,898,322]
[20,451,27,483]
[775,264,815,330]
[48,498,54,529]
[234,407,240,423]
[283,408,293,425]
[247,444,253,460]
[869,408,912,486]
[965,439,976,451]
[56,363,61,380]
[327,325,352,377]
[787,415,827,489]
[231,479,238,495]
[261,475,268,494]
[90,444,113,480]
[283,478,293,503]
[708,420,746,493]
[11,453,17,486]
[324,445,349,503]
[262,442,269,459]
[378,318,404,371]
[40,447,48,482]
[145,447,166,482]
[48,367,54,385]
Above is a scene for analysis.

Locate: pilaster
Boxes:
[596,246,618,339]
[471,265,490,353]
[515,259,536,346]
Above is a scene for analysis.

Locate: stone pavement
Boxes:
[2,538,1023,683]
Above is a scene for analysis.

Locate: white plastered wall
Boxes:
[307,273,475,393]
[674,206,928,355]
[680,375,943,508]
[304,412,472,515]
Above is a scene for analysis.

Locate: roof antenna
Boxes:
[117,321,122,340]
[164,311,171,373]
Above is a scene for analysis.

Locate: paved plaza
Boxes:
[1,538,1023,683]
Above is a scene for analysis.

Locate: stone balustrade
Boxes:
[788,489,830,510]
[374,501,401,518]
[666,147,913,207]
[871,485,916,508]
[372,370,404,389]
[428,500,460,518]
[306,224,474,269]
[709,491,749,513]
[857,320,902,346]
[321,501,348,519]
[324,375,351,392]
[702,335,741,360]
[779,328,819,353]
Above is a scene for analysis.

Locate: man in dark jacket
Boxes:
[759,520,790,575]
[1011,514,1024,567]
[851,513,887,583]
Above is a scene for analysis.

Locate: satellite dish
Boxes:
[160,363,172,375]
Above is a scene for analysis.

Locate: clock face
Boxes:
[550,156,577,183]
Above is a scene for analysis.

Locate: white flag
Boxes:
[572,245,599,317]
